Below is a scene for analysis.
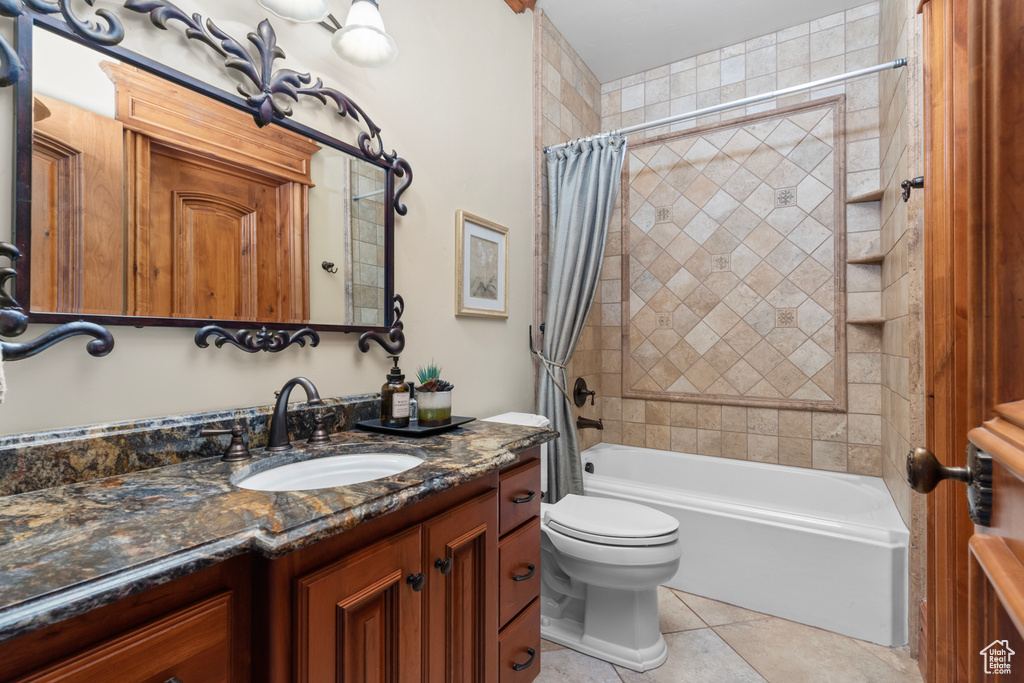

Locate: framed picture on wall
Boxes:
[455,210,508,318]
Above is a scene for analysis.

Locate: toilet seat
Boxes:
[544,494,679,547]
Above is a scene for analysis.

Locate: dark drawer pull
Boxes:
[407,573,426,592]
[512,647,536,671]
[512,564,536,582]
[512,490,536,504]
[434,557,453,575]
[165,678,183,683]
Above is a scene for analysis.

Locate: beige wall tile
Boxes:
[722,431,747,459]
[748,434,780,463]
[780,437,813,467]
[697,429,722,456]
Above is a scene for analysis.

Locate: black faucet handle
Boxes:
[307,411,335,445]
[200,425,251,462]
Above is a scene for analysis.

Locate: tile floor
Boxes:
[535,587,922,683]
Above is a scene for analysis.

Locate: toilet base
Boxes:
[539,591,669,672]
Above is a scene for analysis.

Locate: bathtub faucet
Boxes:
[576,416,604,431]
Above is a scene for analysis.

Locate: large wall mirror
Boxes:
[12,8,410,342]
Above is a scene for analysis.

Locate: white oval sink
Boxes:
[238,453,424,492]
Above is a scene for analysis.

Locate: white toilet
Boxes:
[483,413,682,672]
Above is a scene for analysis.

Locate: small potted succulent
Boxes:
[415,362,454,427]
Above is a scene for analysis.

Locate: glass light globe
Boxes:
[257,0,330,23]
[332,0,398,68]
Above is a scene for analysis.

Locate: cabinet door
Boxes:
[423,491,498,683]
[297,525,422,683]
[13,592,233,683]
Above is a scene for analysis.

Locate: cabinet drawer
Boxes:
[499,460,540,536]
[499,517,541,627]
[498,599,540,683]
[16,592,232,683]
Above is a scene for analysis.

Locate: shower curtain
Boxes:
[538,136,626,503]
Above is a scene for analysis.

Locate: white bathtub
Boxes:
[580,443,909,647]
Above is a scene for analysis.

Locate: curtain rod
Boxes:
[543,58,908,153]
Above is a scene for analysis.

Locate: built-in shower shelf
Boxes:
[847,253,885,265]
[848,317,886,325]
[846,189,885,204]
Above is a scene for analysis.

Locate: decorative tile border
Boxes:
[621,97,847,411]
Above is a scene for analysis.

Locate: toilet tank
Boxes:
[481,412,551,494]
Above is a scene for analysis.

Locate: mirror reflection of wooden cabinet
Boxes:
[32,95,124,315]
[32,62,321,323]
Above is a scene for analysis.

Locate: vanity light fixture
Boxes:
[330,0,398,68]
[257,0,330,23]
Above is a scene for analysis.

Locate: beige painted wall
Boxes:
[0,0,536,435]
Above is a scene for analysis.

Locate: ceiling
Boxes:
[535,0,876,83]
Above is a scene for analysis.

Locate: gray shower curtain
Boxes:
[538,136,626,503]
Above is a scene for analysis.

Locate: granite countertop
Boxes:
[0,421,556,644]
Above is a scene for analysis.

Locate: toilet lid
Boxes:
[544,495,679,546]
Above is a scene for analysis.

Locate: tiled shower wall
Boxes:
[594,3,886,475]
[350,160,387,327]
[532,10,603,449]
[878,0,926,655]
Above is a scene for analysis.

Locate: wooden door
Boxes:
[922,0,1024,680]
[31,94,124,316]
[296,526,423,683]
[423,491,498,683]
[139,144,290,322]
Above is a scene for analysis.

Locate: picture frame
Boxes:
[455,210,509,318]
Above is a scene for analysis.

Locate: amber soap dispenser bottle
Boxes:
[381,355,411,427]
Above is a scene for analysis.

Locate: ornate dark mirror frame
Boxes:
[1,1,410,356]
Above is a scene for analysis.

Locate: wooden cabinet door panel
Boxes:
[14,592,233,683]
[499,462,540,536]
[497,600,540,683]
[423,491,498,683]
[499,518,541,627]
[297,525,422,683]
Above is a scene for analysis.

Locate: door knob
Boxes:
[906,445,993,525]
[434,557,453,575]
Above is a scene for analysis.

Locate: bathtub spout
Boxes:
[577,416,604,430]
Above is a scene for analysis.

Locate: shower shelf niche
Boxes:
[847,253,885,265]
[847,188,885,204]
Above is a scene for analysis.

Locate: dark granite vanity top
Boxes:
[0,420,555,643]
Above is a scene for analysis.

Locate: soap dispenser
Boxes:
[381,355,411,427]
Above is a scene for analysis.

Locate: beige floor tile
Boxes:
[541,638,566,652]
[714,615,923,683]
[658,586,707,633]
[616,629,767,683]
[671,589,765,626]
[852,640,922,681]
[535,648,622,683]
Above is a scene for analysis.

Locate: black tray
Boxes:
[354,416,476,437]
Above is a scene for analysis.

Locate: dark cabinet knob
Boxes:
[407,572,426,592]
[512,563,536,582]
[434,557,453,575]
[906,445,993,526]
[512,490,536,504]
[512,647,536,671]
[164,678,183,683]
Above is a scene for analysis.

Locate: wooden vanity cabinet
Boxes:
[0,447,543,683]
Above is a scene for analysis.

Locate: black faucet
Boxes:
[267,377,324,451]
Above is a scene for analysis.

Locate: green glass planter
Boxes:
[417,391,452,427]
